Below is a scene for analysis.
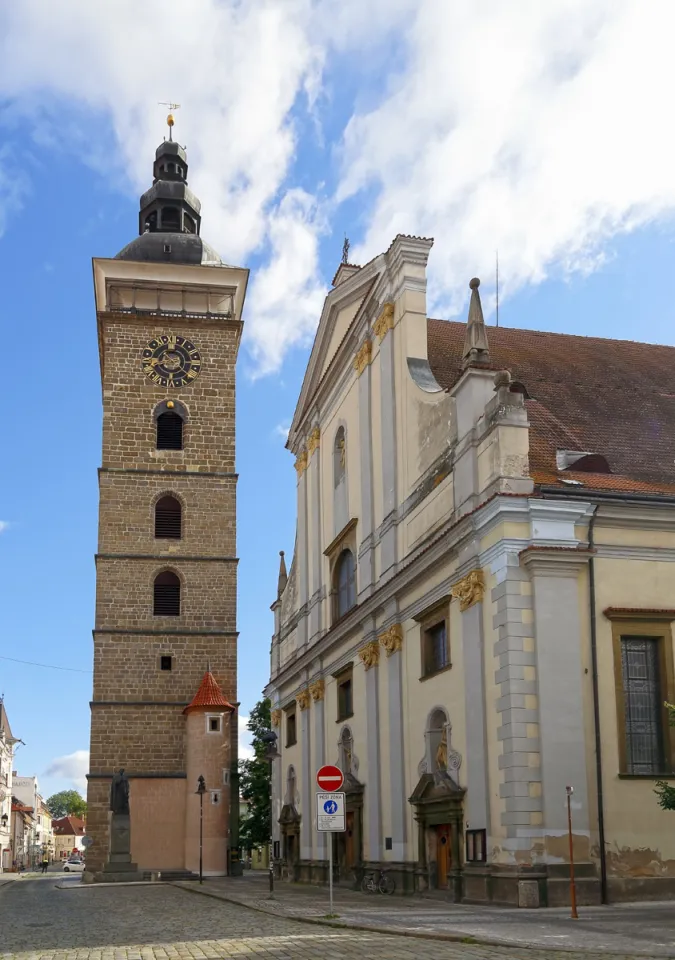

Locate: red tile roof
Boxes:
[51,816,86,836]
[184,671,234,715]
[427,320,675,496]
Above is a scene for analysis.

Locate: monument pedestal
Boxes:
[102,814,142,882]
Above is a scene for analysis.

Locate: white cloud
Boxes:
[45,750,89,793]
[0,0,324,375]
[2,1,675,373]
[274,421,291,441]
[238,715,254,761]
[0,522,8,534]
[338,0,675,319]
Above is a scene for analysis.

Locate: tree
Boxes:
[654,702,675,810]
[239,697,272,852]
[45,790,87,819]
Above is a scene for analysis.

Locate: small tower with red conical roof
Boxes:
[184,669,234,876]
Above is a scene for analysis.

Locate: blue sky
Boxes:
[1,0,675,798]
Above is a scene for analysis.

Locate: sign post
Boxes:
[316,765,345,915]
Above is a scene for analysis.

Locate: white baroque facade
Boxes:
[266,235,675,906]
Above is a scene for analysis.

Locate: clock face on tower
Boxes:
[141,335,202,388]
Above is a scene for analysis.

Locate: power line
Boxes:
[0,655,91,674]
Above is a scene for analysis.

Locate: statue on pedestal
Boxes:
[110,769,130,815]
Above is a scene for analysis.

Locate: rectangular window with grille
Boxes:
[422,620,450,677]
[621,636,666,775]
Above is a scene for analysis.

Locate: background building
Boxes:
[267,236,675,906]
[0,703,18,871]
[85,128,248,881]
[52,816,86,861]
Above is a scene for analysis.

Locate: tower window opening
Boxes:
[147,211,158,232]
[157,412,183,450]
[161,206,180,230]
[160,655,172,671]
[153,571,181,616]
[184,214,196,234]
[155,495,182,539]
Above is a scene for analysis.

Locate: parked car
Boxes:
[63,857,85,873]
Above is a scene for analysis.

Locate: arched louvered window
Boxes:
[156,412,183,450]
[155,496,182,539]
[153,571,181,616]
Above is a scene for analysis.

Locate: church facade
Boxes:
[266,235,675,905]
[85,133,248,880]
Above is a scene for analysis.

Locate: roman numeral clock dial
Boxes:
[141,335,202,388]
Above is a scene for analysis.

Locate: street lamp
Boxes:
[261,730,280,899]
[196,775,206,885]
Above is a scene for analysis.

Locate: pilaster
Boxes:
[356,345,375,600]
[379,622,406,858]
[359,627,381,861]
[378,313,398,581]
[307,428,322,642]
[297,690,312,860]
[451,570,490,834]
[295,451,309,648]
[310,679,326,859]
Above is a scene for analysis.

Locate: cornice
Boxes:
[604,607,675,622]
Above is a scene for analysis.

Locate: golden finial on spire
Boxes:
[158,102,181,141]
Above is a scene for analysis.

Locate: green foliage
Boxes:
[655,702,675,811]
[239,697,273,851]
[45,790,87,819]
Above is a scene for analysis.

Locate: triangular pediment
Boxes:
[288,256,386,448]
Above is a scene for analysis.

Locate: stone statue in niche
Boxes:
[109,768,130,815]
[435,728,448,772]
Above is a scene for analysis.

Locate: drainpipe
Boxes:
[588,505,608,903]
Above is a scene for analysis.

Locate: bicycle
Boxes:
[360,867,396,895]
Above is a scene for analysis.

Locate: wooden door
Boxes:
[345,812,355,868]
[436,824,451,888]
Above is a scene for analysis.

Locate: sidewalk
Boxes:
[0,873,20,888]
[174,872,675,957]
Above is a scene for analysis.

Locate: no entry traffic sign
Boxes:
[316,764,344,792]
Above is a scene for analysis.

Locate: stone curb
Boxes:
[172,881,661,958]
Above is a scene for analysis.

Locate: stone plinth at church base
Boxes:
[101,814,142,883]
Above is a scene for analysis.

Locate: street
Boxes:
[0,874,672,960]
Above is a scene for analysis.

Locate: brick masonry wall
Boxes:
[94,558,237,632]
[92,633,235,703]
[100,317,238,472]
[88,307,240,877]
[98,473,236,556]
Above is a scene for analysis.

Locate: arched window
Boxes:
[157,412,183,450]
[335,549,356,618]
[334,427,346,489]
[155,495,182,539]
[153,571,181,616]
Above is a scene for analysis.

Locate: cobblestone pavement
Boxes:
[175,874,675,957]
[0,874,669,960]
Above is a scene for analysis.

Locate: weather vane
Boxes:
[342,235,350,265]
[158,102,181,141]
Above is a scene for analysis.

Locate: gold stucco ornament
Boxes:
[378,624,403,656]
[450,568,485,611]
[271,709,281,727]
[358,640,380,670]
[309,678,325,702]
[295,688,311,710]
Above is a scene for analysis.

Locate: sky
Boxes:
[2,0,675,800]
